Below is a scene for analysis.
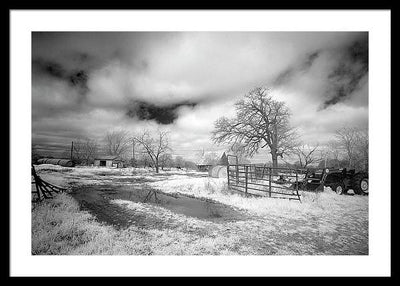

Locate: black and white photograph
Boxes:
[10,10,391,277]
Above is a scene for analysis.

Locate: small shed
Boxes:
[94,155,124,168]
[197,164,212,172]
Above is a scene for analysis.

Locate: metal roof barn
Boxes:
[36,158,75,167]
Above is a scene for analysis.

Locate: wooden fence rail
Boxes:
[31,165,67,202]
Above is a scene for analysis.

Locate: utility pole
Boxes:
[70,141,74,161]
[132,139,136,167]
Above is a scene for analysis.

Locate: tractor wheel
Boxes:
[332,183,345,195]
[353,173,369,195]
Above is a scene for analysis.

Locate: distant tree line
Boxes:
[32,128,202,173]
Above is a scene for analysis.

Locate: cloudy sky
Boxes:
[32,32,368,162]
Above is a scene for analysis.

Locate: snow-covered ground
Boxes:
[32,164,369,255]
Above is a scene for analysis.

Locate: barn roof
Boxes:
[195,152,227,165]
[94,155,123,161]
[218,152,229,165]
[196,157,211,165]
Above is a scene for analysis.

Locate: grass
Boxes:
[32,193,248,255]
[32,165,369,255]
[32,193,95,254]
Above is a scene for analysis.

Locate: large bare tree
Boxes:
[104,129,130,157]
[212,87,298,168]
[135,130,170,173]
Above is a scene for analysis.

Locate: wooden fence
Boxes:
[31,165,67,202]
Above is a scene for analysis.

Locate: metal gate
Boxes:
[227,155,303,201]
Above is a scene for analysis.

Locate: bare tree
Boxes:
[335,127,357,168]
[292,144,322,168]
[327,140,342,161]
[135,130,170,173]
[65,138,98,165]
[183,160,197,170]
[159,153,173,170]
[77,138,98,165]
[212,87,298,169]
[334,126,368,169]
[323,140,344,168]
[196,150,219,165]
[104,129,130,157]
[136,152,152,168]
[205,152,219,165]
[174,156,184,168]
[354,128,369,171]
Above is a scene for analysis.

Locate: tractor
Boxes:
[323,168,369,195]
[299,168,369,195]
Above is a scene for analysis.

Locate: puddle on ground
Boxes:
[70,184,247,229]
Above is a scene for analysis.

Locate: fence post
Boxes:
[236,165,239,185]
[227,165,230,188]
[319,168,327,192]
[245,165,248,196]
[268,167,272,197]
[296,170,301,202]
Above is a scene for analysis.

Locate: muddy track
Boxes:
[70,183,248,230]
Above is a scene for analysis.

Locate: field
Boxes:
[32,164,368,255]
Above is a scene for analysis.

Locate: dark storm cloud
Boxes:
[302,51,320,70]
[31,32,163,122]
[273,50,320,86]
[68,70,89,94]
[348,36,369,66]
[322,35,368,109]
[269,33,368,110]
[126,100,197,125]
[32,31,177,70]
[33,58,90,95]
